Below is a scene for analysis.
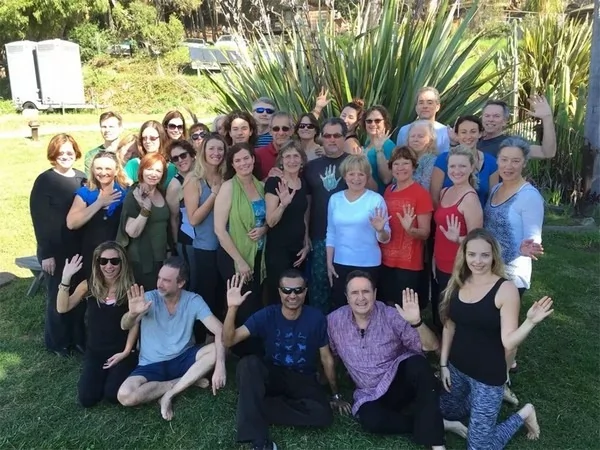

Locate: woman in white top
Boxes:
[326,154,391,310]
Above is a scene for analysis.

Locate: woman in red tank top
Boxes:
[433,146,483,327]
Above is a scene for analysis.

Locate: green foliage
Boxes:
[68,23,113,62]
[207,0,506,126]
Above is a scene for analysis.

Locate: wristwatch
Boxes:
[331,393,343,401]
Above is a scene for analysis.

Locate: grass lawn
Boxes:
[1,136,599,449]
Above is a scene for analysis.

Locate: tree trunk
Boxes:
[582,0,600,207]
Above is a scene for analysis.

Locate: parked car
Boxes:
[107,40,134,57]
[214,35,248,50]
[182,38,207,48]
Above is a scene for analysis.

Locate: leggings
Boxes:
[440,364,524,450]
[308,240,330,314]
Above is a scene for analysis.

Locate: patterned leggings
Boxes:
[440,364,524,450]
[309,240,331,314]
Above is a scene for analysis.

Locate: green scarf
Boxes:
[229,175,266,283]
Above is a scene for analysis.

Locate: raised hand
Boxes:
[97,188,122,208]
[276,179,296,207]
[127,284,151,316]
[526,296,554,325]
[397,203,416,231]
[133,185,152,210]
[447,124,459,145]
[395,288,422,326]
[62,254,83,282]
[315,87,330,110]
[370,207,391,232]
[526,95,553,120]
[520,238,544,260]
[439,214,461,243]
[227,274,252,307]
[372,130,391,151]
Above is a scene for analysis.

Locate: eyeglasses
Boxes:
[142,135,159,142]
[365,118,384,125]
[323,133,343,139]
[279,286,307,295]
[272,126,291,132]
[254,107,275,114]
[167,123,184,131]
[171,152,189,163]
[99,257,122,266]
[191,132,208,140]
[298,123,316,130]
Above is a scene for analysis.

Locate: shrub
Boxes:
[69,23,113,62]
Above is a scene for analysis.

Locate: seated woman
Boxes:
[379,147,433,308]
[165,140,197,291]
[363,105,396,193]
[118,153,170,290]
[223,111,258,148]
[340,99,364,155]
[406,120,439,190]
[431,116,499,207]
[124,120,177,188]
[433,146,483,328]
[295,113,324,161]
[214,143,266,357]
[265,141,310,303]
[57,242,139,408]
[326,154,390,310]
[439,228,552,448]
[67,151,129,278]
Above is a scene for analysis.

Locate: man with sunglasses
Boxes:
[253,97,277,147]
[84,111,123,174]
[254,112,295,180]
[223,269,348,450]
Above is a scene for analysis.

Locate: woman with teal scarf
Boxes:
[214,143,267,357]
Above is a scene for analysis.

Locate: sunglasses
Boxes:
[171,152,189,163]
[142,135,159,142]
[366,118,384,125]
[298,123,316,130]
[272,126,291,132]
[279,286,307,295]
[254,107,275,114]
[323,133,343,139]
[99,257,122,266]
[167,123,184,131]
[191,132,208,140]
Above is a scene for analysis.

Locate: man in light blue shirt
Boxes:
[396,87,451,153]
[117,257,226,422]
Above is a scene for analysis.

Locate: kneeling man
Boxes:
[117,257,226,420]
[327,270,467,450]
[223,270,347,450]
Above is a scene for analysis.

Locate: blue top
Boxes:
[396,120,450,153]
[484,182,544,289]
[251,198,266,251]
[245,305,328,374]
[193,179,219,251]
[434,151,498,206]
[75,183,128,216]
[139,290,212,365]
[365,138,396,194]
[256,132,273,148]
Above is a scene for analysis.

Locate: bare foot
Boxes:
[195,378,209,389]
[520,403,540,440]
[443,419,468,439]
[159,393,174,421]
[503,384,519,406]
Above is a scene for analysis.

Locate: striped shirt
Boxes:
[327,301,423,415]
[256,132,273,148]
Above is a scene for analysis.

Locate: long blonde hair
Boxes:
[439,228,506,322]
[187,133,227,184]
[87,151,130,190]
[448,145,479,190]
[89,241,134,306]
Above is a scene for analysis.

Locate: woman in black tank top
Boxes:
[437,228,554,448]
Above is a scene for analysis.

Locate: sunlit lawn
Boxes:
[0,135,598,449]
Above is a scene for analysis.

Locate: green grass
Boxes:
[1,136,599,449]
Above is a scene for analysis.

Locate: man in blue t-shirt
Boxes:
[223,269,351,450]
[117,257,226,422]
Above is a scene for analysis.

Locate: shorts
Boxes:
[130,345,201,382]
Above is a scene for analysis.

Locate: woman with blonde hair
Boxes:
[406,120,438,190]
[438,228,552,448]
[57,241,139,408]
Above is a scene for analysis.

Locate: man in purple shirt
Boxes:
[327,270,467,450]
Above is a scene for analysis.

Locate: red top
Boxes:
[381,182,433,270]
[434,189,475,274]
[255,143,278,180]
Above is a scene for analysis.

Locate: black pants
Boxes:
[78,349,138,407]
[331,263,379,311]
[235,355,333,444]
[217,247,264,358]
[433,268,452,330]
[378,266,424,307]
[265,243,304,305]
[357,354,445,447]
[43,259,86,353]
[192,248,223,344]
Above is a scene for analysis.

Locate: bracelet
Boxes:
[410,319,423,328]
[58,283,69,291]
[440,365,448,368]
[140,207,151,218]
[331,393,343,401]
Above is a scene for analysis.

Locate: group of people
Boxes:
[29,88,557,450]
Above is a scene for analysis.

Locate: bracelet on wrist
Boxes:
[331,393,343,401]
[140,207,151,218]
[410,318,423,328]
[440,364,448,368]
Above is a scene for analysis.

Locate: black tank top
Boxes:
[449,278,507,386]
[86,295,130,353]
